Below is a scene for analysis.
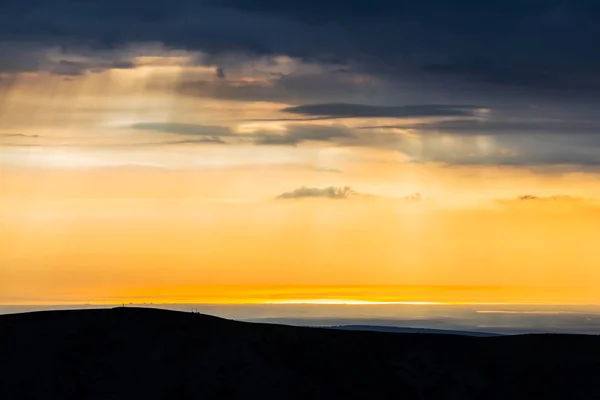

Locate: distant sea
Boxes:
[2,303,600,335]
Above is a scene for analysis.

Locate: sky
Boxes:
[2,0,600,305]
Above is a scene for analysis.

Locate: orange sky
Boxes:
[3,190,600,304]
[2,55,600,305]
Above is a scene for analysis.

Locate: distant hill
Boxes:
[2,307,600,399]
[329,325,501,337]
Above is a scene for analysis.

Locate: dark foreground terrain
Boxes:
[2,308,600,399]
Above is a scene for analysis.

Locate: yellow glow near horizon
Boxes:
[266,299,445,305]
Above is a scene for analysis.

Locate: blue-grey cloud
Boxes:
[363,119,600,136]
[281,103,486,119]
[130,122,353,146]
[130,123,232,137]
[253,125,354,145]
[356,117,600,166]
[175,70,378,105]
[401,136,600,167]
[146,138,227,145]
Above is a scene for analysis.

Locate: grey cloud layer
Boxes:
[4,0,600,168]
[131,123,232,137]
[254,125,353,145]
[365,119,600,136]
[282,104,486,119]
[130,116,600,167]
[131,122,354,146]
[356,117,600,166]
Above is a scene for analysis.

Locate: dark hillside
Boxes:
[1,307,600,399]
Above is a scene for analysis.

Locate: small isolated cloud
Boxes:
[515,194,584,202]
[403,193,423,201]
[281,103,486,120]
[155,137,227,145]
[315,166,342,173]
[277,186,356,199]
[494,194,592,210]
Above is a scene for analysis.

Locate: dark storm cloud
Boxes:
[176,70,378,105]
[52,59,134,76]
[420,63,599,93]
[2,0,600,98]
[0,42,137,76]
[281,104,486,119]
[0,43,46,74]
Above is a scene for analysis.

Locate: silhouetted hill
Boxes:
[2,307,600,399]
[330,325,500,337]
